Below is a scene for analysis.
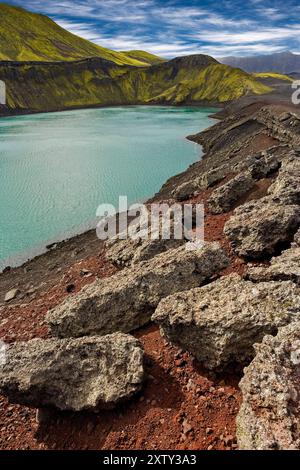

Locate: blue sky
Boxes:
[7,0,300,58]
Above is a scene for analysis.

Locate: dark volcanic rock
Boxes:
[224,197,300,258]
[268,155,300,205]
[0,333,144,411]
[237,323,300,450]
[46,243,229,338]
[152,273,300,370]
[247,246,300,284]
[207,172,254,214]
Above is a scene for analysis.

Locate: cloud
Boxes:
[10,0,300,57]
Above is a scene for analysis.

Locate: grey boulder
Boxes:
[0,333,144,412]
[105,217,186,267]
[224,197,300,258]
[152,273,300,370]
[237,323,300,450]
[172,166,226,201]
[46,243,229,339]
[207,172,254,214]
[268,156,300,205]
[247,246,300,284]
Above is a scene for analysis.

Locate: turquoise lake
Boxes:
[0,106,216,269]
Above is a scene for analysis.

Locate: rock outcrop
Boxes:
[0,333,144,411]
[47,243,229,338]
[237,323,300,450]
[106,237,185,267]
[224,197,300,258]
[105,217,186,267]
[172,166,226,201]
[207,172,254,214]
[268,155,300,205]
[152,273,300,370]
[247,246,300,284]
[294,228,300,246]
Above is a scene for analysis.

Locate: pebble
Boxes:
[4,289,19,302]
[182,420,193,435]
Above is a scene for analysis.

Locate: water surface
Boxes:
[0,106,216,268]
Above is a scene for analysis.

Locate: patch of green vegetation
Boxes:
[253,72,293,82]
[122,50,166,65]
[0,3,149,66]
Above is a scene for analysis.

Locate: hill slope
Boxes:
[123,50,166,65]
[221,51,300,74]
[0,54,272,113]
[0,3,148,66]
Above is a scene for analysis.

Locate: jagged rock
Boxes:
[105,216,186,267]
[237,323,300,450]
[224,197,300,258]
[152,273,300,370]
[46,243,229,338]
[199,166,227,189]
[4,289,19,302]
[0,333,144,412]
[172,166,226,201]
[247,247,300,283]
[172,179,201,201]
[106,237,185,267]
[235,150,281,179]
[207,172,254,214]
[294,228,300,246]
[268,156,300,205]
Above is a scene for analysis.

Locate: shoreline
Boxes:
[0,102,224,119]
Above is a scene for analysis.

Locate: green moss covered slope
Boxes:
[0,54,272,113]
[0,3,148,65]
[122,50,166,65]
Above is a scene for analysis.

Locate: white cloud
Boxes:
[13,0,300,57]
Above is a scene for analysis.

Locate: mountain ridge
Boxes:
[221,51,300,74]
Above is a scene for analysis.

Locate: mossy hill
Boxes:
[0,3,148,65]
[0,54,272,113]
[122,50,165,65]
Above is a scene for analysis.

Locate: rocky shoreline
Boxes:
[1,99,300,450]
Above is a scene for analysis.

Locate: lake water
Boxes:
[0,106,216,269]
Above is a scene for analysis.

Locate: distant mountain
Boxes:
[220,51,300,74]
[122,50,165,65]
[0,3,149,66]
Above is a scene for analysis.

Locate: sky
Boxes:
[7,0,300,58]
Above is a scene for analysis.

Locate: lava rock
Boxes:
[207,172,254,214]
[0,333,144,412]
[247,246,300,284]
[268,155,300,205]
[4,289,19,303]
[224,197,300,258]
[152,273,300,370]
[237,323,300,450]
[46,243,229,338]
